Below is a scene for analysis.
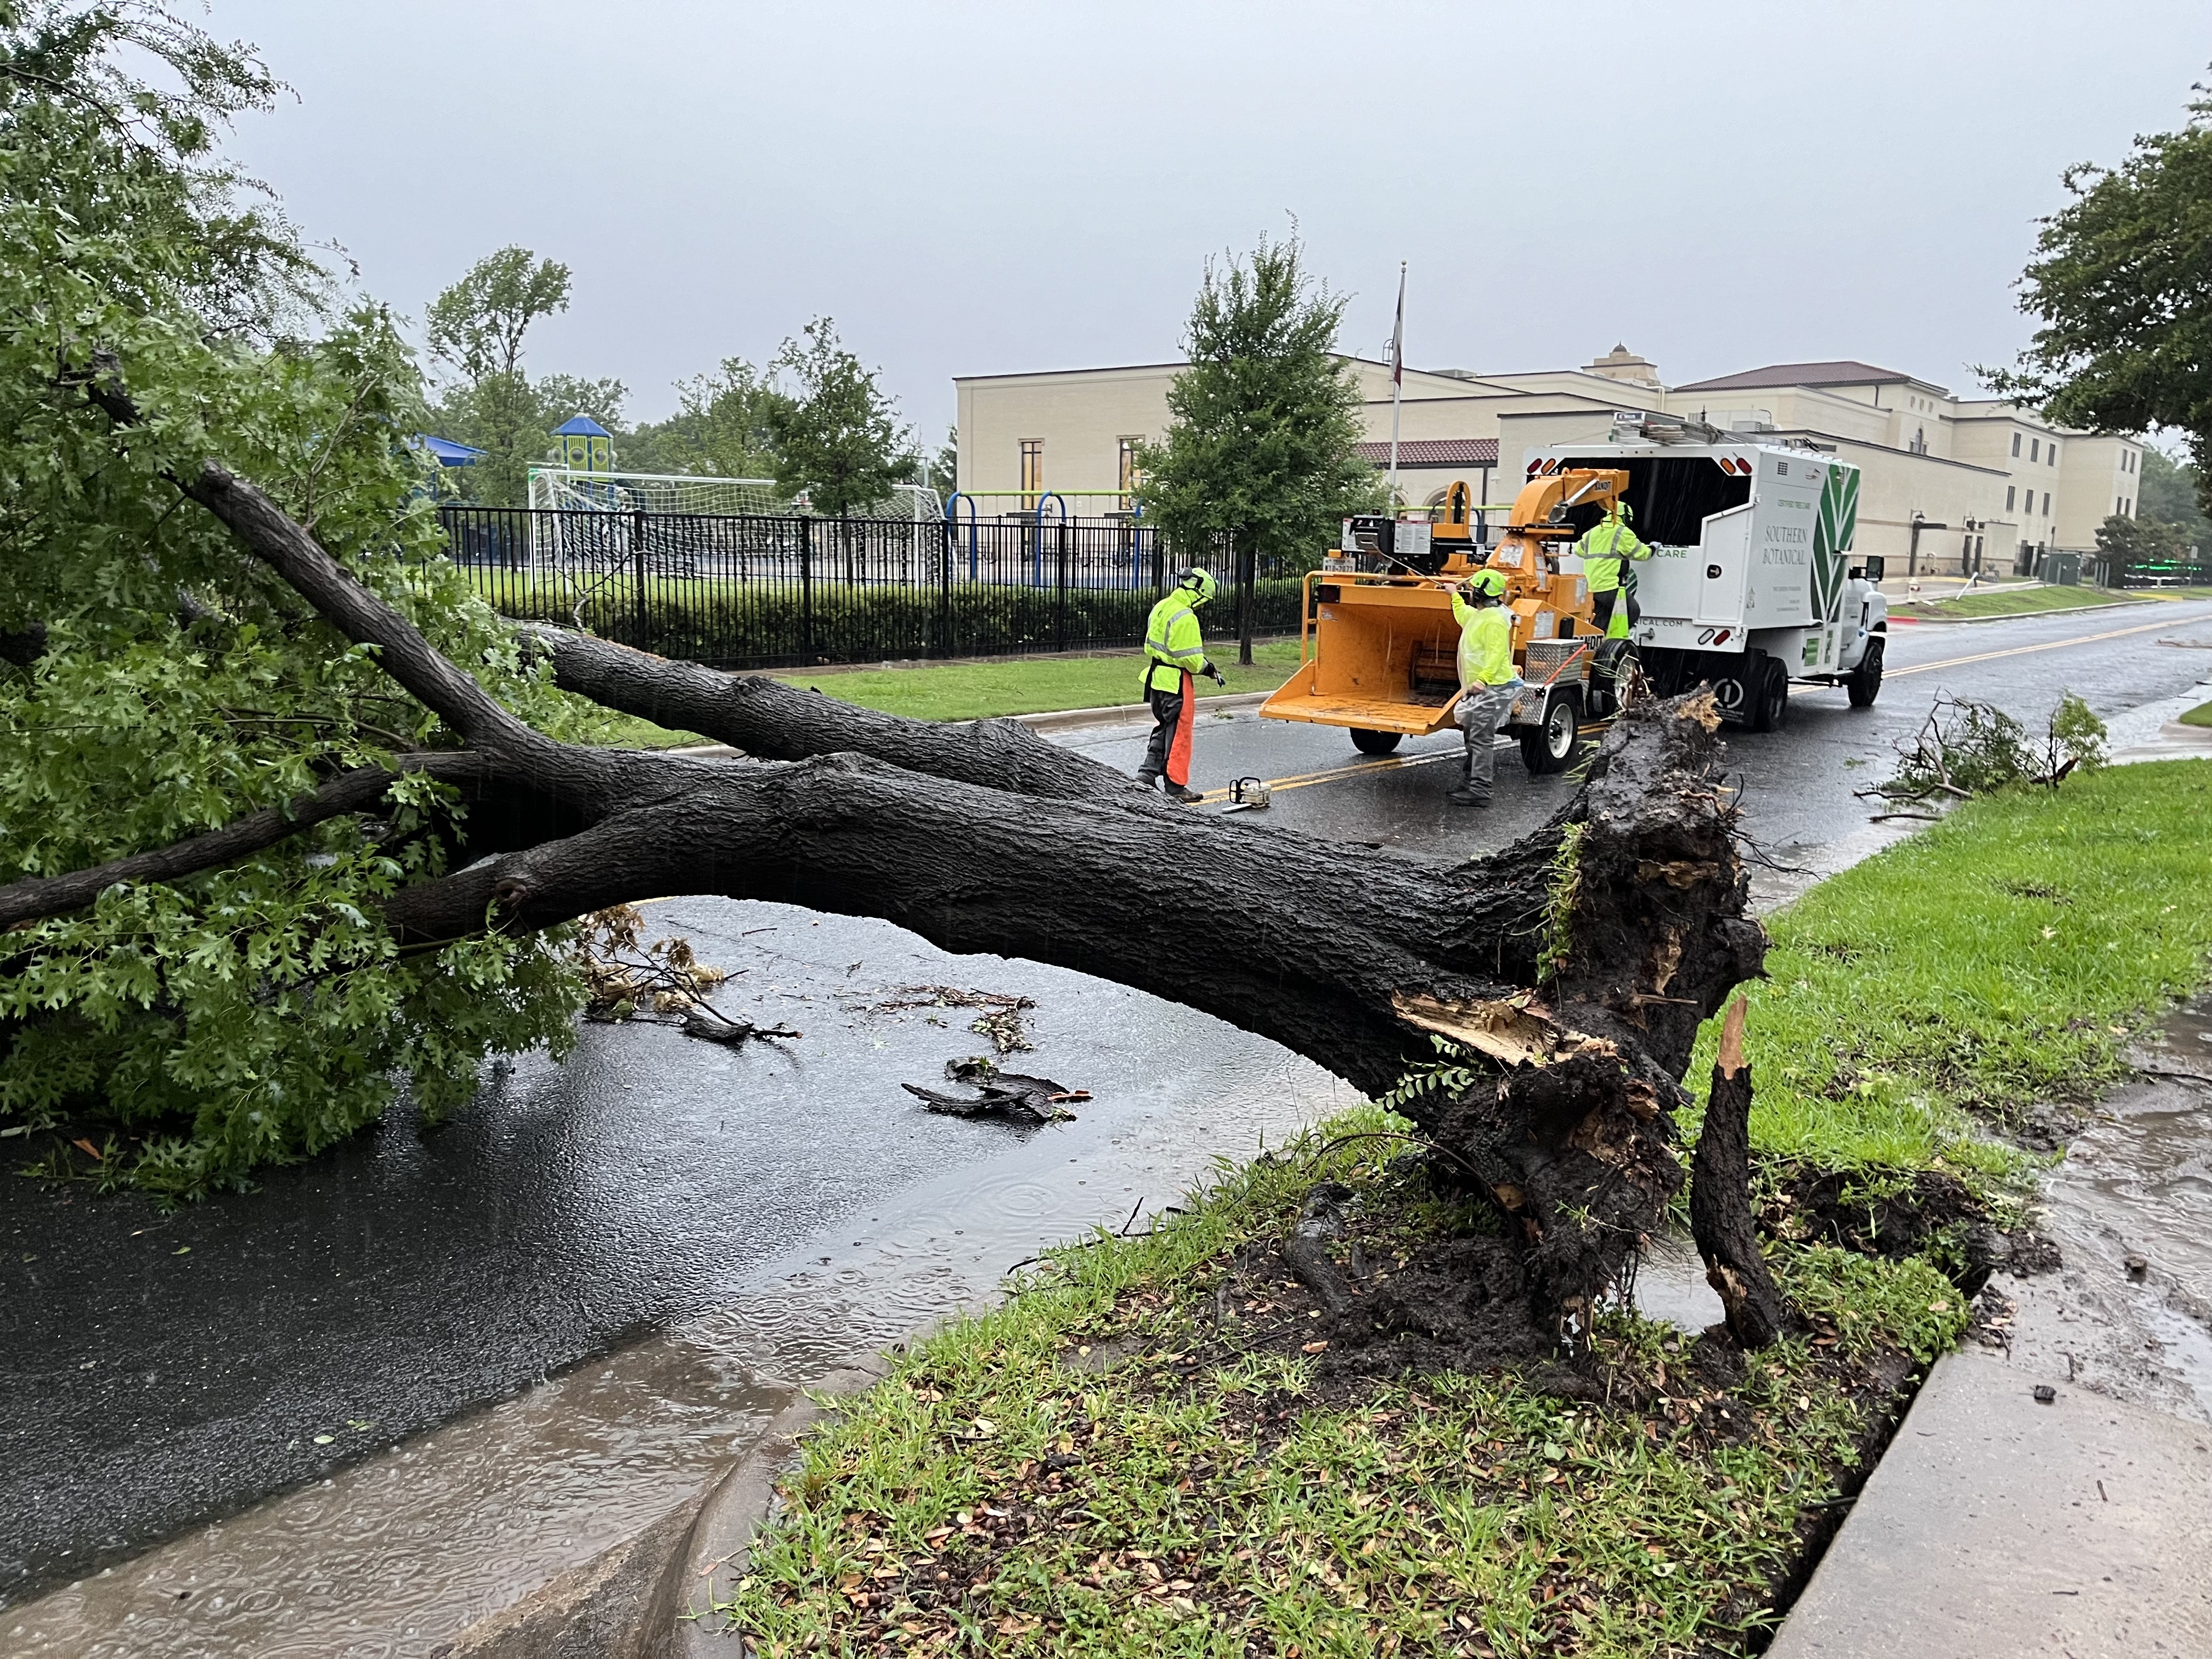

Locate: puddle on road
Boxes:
[5,918,1352,1658]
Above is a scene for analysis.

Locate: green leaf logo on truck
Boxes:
[1810,464,1859,622]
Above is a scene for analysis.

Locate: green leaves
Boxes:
[1138,232,1385,568]
[0,5,588,1197]
[1993,84,2212,506]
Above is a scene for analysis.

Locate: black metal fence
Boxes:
[2112,555,2212,589]
[434,507,1303,669]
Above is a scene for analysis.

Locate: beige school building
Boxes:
[951,347,2146,579]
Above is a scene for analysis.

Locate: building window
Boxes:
[2042,492,2051,516]
[1019,439,1043,496]
[2029,438,2040,462]
[1118,436,1141,496]
[2006,485,2016,512]
[2047,443,2058,466]
[2012,433,2021,456]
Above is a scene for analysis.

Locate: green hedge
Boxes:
[469,569,1308,668]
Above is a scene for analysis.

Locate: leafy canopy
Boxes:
[765,317,916,516]
[625,355,787,481]
[1136,231,1384,568]
[1991,79,2212,511]
[0,2,585,1198]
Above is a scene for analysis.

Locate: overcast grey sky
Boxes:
[207,0,2207,439]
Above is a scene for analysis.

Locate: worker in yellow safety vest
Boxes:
[1135,568,1226,803]
[1577,501,1651,640]
[1448,568,1522,808]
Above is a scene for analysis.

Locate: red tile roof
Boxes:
[1355,438,1499,467]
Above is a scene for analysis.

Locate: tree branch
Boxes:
[0,752,493,929]
[522,624,1160,806]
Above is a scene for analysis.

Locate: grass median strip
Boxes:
[1905,584,2137,620]
[1689,757,2212,1182]
[770,642,1306,722]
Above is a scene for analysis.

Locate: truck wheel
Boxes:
[1749,655,1789,732]
[1520,690,1583,775]
[1350,727,1401,755]
[1847,639,1884,708]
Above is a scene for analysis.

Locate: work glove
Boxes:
[1204,663,1227,686]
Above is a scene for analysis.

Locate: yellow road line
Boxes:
[1888,616,2184,679]
[1199,612,2203,808]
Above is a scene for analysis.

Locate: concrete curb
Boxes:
[426,1359,890,1659]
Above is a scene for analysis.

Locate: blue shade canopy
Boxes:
[413,433,486,466]
[551,416,611,437]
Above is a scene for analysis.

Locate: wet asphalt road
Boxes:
[3,597,2209,1611]
[1066,599,2212,901]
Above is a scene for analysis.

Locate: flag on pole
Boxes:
[1391,263,1405,391]
[1387,262,1406,498]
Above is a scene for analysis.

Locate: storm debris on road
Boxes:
[868,984,1040,1054]
[904,1057,1086,1124]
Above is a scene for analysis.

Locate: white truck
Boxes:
[1533,413,1889,729]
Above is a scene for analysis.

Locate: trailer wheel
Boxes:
[1847,639,1884,708]
[1350,727,1402,755]
[1749,655,1789,733]
[1520,690,1583,775]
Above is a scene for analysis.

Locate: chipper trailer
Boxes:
[1259,415,1888,767]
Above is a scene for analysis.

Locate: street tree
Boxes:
[1991,80,2212,511]
[2095,511,2188,567]
[1137,232,1384,659]
[765,318,916,516]
[1,2,583,1198]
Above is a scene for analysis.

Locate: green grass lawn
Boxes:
[769,640,1307,721]
[1912,584,2135,620]
[540,689,708,749]
[2181,700,2212,729]
[1687,758,2212,1181]
[712,1107,1963,1658]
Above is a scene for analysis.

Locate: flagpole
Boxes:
[1387,261,1406,507]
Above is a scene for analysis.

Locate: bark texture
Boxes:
[41,379,1774,1338]
[1690,997,1798,1349]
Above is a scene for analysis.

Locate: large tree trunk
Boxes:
[26,381,1770,1340]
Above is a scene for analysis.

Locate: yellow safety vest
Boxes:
[1577,515,1651,594]
[1451,596,1515,687]
[1144,590,1207,694]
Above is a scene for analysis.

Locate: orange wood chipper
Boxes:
[1260,471,1635,772]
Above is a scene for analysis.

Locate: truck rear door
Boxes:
[1698,504,1751,627]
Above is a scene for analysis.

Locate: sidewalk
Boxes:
[1770,1345,2212,1657]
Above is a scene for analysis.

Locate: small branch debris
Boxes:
[868,984,1038,1054]
[574,904,798,1045]
[905,1056,1087,1124]
[1857,691,2107,810]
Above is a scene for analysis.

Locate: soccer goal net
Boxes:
[526,470,943,522]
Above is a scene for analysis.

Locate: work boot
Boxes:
[1446,786,1492,808]
[1135,769,1161,790]
[1164,782,1204,804]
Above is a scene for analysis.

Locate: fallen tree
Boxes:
[5,358,1764,1335]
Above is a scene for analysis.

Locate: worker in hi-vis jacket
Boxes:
[1577,501,1651,640]
[1448,568,1522,808]
[1135,568,1224,803]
